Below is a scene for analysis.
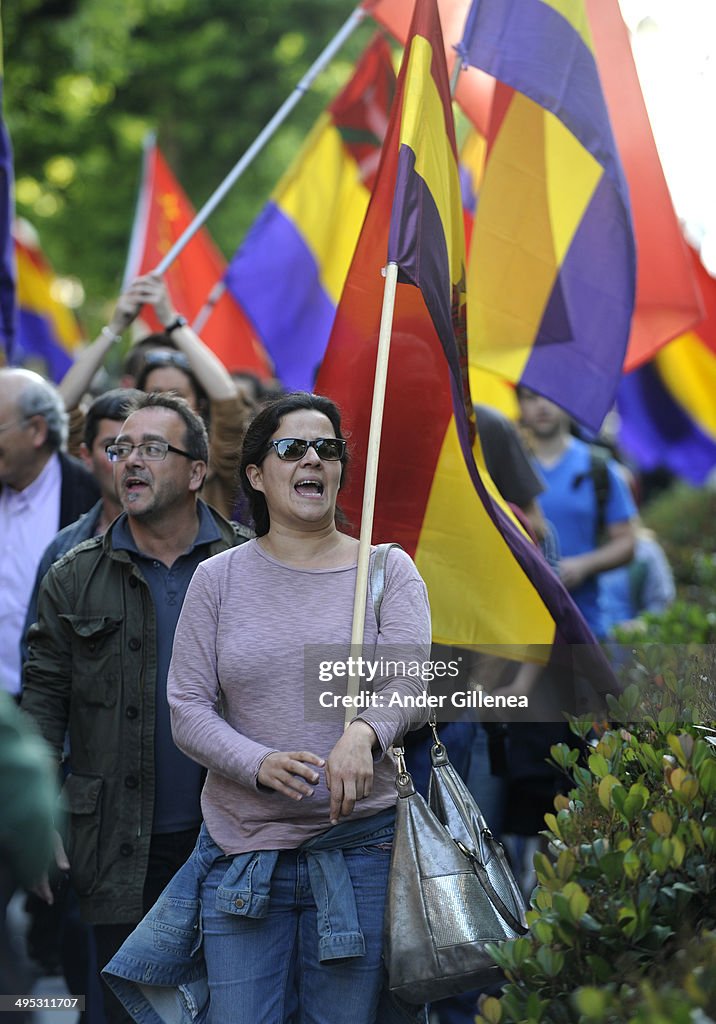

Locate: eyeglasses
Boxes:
[268,437,346,462]
[105,441,196,462]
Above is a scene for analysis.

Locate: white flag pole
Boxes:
[123,132,156,290]
[191,281,226,333]
[344,261,399,728]
[153,6,366,277]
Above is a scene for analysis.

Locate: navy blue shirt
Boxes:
[113,502,222,833]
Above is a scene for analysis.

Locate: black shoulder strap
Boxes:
[589,445,611,540]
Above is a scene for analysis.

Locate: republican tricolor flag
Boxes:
[618,246,716,485]
[458,0,636,434]
[318,0,611,688]
[13,220,82,382]
[226,35,395,391]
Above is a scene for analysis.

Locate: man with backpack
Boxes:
[516,387,636,639]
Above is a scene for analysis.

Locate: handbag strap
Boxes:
[368,552,448,790]
[343,543,402,730]
[455,841,528,935]
[369,542,402,624]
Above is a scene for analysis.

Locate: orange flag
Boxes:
[125,137,272,377]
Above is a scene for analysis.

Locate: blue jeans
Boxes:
[201,843,392,1024]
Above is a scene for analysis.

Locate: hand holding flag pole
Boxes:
[151,8,365,278]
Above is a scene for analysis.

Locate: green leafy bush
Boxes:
[614,598,716,645]
[610,645,716,726]
[642,485,716,564]
[641,485,716,607]
[475,674,716,1024]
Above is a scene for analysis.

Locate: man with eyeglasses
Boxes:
[22,392,252,1024]
[0,368,99,699]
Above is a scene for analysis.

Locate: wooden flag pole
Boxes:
[153,6,366,277]
[344,260,399,728]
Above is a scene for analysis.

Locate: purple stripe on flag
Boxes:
[459,163,477,215]
[15,309,73,383]
[225,202,335,391]
[520,174,633,432]
[458,0,625,192]
[618,363,716,485]
[388,145,463,388]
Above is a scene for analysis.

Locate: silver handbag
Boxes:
[383,724,528,1004]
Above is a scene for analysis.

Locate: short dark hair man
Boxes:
[22,392,252,1023]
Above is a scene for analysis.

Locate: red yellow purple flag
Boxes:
[14,220,82,382]
[125,136,271,377]
[457,0,636,434]
[318,0,610,681]
[618,245,716,485]
[367,0,702,402]
[226,35,395,391]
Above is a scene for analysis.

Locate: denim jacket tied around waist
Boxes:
[102,809,396,1024]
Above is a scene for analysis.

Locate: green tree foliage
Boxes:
[4,0,375,330]
[475,674,716,1023]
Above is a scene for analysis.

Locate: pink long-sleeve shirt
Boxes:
[167,539,432,853]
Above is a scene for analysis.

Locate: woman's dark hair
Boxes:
[240,392,349,536]
[122,334,178,382]
[136,350,210,425]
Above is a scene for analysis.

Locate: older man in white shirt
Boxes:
[0,368,99,696]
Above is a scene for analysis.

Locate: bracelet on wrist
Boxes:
[100,326,122,345]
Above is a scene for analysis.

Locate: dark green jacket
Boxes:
[22,503,252,925]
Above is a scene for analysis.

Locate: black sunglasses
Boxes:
[268,437,346,462]
[143,351,191,372]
